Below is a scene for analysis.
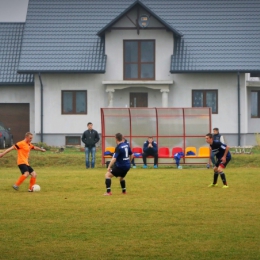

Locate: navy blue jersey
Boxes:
[113,142,133,169]
[210,141,231,160]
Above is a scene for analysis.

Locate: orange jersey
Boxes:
[14,140,35,166]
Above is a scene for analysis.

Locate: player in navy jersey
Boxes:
[205,133,231,188]
[104,133,134,196]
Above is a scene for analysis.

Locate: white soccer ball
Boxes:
[32,184,41,192]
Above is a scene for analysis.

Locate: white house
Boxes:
[0,0,260,147]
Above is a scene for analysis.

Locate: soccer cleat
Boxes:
[122,192,127,195]
[28,189,33,192]
[103,192,112,196]
[12,185,19,191]
[143,165,148,169]
[132,165,136,169]
[208,183,218,187]
[222,185,229,188]
[154,165,158,169]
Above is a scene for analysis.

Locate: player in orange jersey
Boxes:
[0,132,46,191]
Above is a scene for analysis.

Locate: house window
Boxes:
[65,136,81,145]
[251,91,260,118]
[192,90,218,114]
[62,91,87,114]
[124,40,155,80]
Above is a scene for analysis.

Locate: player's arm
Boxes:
[33,146,46,152]
[221,145,230,163]
[0,145,15,158]
[129,154,134,163]
[107,157,116,170]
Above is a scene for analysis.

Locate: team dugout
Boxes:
[101,108,211,166]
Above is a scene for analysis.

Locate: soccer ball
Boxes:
[32,184,41,192]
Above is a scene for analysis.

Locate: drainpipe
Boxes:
[237,72,241,146]
[38,72,44,143]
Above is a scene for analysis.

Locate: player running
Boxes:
[205,133,231,188]
[104,133,134,195]
[0,132,46,191]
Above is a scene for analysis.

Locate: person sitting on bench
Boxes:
[142,137,158,169]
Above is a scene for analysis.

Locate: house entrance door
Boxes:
[130,93,148,107]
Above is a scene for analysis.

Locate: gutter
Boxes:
[237,72,241,146]
[38,73,44,143]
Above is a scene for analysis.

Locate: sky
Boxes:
[0,0,29,22]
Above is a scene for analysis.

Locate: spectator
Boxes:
[142,137,158,169]
[81,122,100,168]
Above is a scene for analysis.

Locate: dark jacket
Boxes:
[81,129,100,148]
[143,140,158,153]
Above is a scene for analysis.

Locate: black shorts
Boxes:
[215,157,231,168]
[111,165,130,178]
[18,164,34,174]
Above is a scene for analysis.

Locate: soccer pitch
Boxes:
[0,167,260,260]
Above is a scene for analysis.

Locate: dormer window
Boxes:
[124,40,155,80]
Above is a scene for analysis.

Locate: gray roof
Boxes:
[18,0,260,73]
[0,23,34,85]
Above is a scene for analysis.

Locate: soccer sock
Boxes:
[29,177,36,190]
[213,172,218,184]
[105,178,111,193]
[220,172,227,185]
[15,175,27,186]
[120,180,126,193]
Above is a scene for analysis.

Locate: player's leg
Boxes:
[13,165,30,190]
[28,167,37,191]
[104,169,114,195]
[119,177,126,194]
[217,158,231,188]
[119,169,129,194]
[91,146,96,168]
[85,147,90,168]
[142,152,148,168]
[208,161,220,187]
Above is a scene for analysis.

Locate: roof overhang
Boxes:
[170,70,260,74]
[17,70,106,74]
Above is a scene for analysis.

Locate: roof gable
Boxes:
[97,0,183,37]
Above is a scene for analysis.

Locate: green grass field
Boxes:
[0,148,260,260]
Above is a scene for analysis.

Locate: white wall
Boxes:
[170,73,247,135]
[34,74,106,140]
[0,85,35,132]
